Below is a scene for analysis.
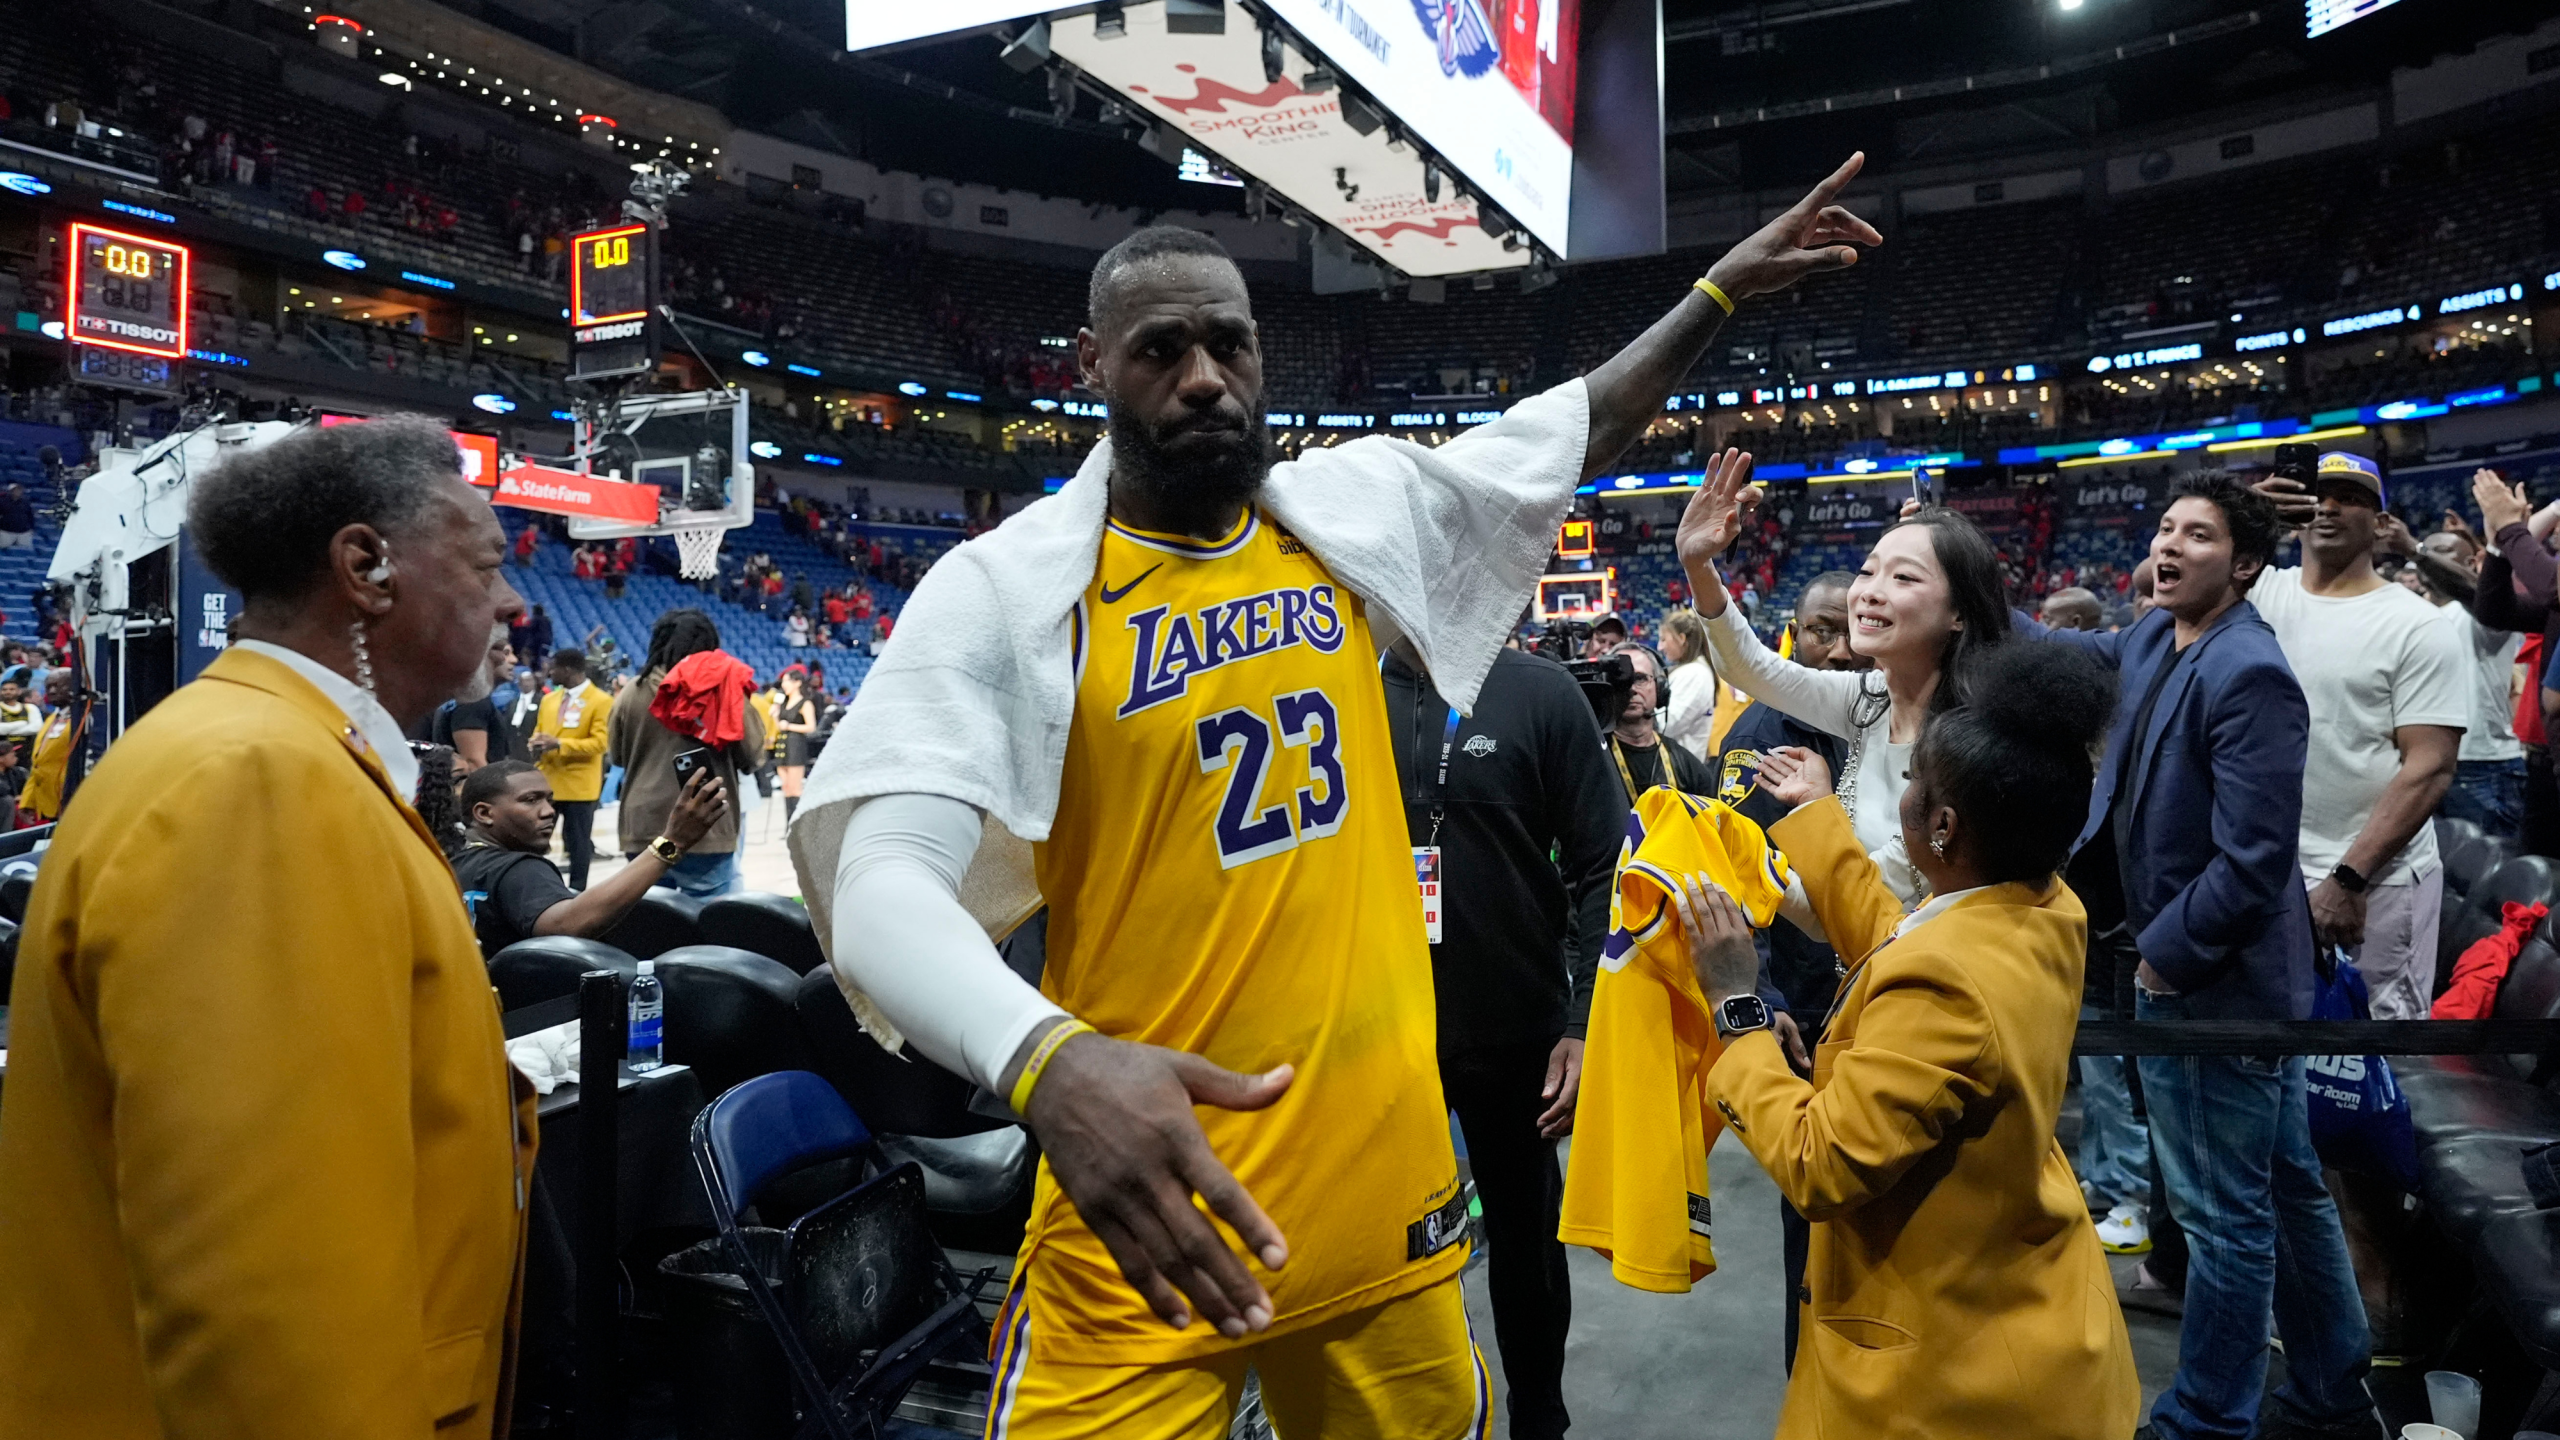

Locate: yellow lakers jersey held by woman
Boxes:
[1021,506,1468,1365]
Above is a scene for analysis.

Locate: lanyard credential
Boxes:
[1400,668,1465,947]
[1416,699,1462,845]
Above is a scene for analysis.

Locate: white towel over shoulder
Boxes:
[787,381,1591,1047]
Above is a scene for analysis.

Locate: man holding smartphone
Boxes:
[2252,452,2467,1017]
[606,609,766,899]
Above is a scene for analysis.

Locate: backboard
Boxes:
[563,386,755,544]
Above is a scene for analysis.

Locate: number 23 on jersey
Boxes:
[1197,689,1346,868]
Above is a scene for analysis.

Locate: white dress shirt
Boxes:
[231,639,420,799]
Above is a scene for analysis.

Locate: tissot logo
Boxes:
[576,320,645,343]
[77,316,179,344]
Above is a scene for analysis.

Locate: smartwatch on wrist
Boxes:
[1715,994,1774,1040]
[2329,862,2369,896]
[647,834,686,866]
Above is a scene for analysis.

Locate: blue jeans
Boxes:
[2441,756,2526,841]
[2077,1003,2149,1209]
[2139,992,2373,1439]
[633,847,739,898]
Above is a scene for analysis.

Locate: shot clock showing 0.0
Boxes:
[67,222,191,360]
[570,223,652,327]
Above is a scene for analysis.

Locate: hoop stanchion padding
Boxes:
[2073,1020,2560,1056]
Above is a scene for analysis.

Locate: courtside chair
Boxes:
[688,1070,993,1440]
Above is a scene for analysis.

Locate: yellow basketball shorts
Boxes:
[982,1274,1488,1440]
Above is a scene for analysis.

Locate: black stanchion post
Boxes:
[576,969,625,1440]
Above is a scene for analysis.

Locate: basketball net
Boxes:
[673,524,726,580]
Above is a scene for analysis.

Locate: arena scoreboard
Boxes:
[568,222,660,383]
[66,223,189,394]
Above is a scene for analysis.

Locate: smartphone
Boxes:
[671,747,714,785]
[1909,466,1942,509]
[2271,443,2318,487]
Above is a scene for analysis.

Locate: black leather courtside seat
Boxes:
[2471,856,2560,922]
[2438,818,2488,899]
[653,944,810,1097]
[699,892,827,975]
[792,967,1005,1139]
[599,887,705,960]
[487,935,640,1014]
[2469,1208,2560,1369]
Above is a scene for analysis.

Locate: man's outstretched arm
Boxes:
[832,794,1292,1341]
[1580,153,1882,480]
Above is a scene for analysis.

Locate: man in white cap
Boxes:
[2251,450,2466,1017]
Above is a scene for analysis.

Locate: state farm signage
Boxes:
[492,463,661,525]
[1052,6,1526,277]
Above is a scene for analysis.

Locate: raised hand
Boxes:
[1674,448,1759,574]
[1703,152,1884,302]
[2475,468,2531,534]
[1754,745,1836,809]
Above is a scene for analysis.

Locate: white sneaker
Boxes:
[2096,1202,2152,1255]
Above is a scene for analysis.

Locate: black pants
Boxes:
[554,799,597,889]
[1782,1198,1809,1373]
[1441,1040,1572,1440]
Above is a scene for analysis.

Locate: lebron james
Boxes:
[791,154,1881,1438]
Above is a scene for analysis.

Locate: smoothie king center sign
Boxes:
[1053,6,1529,276]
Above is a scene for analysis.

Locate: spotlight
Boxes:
[1339,88,1386,136]
[997,17,1050,72]
[1093,3,1125,38]
[1261,23,1285,83]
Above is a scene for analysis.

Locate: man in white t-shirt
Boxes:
[2251,452,2467,1018]
[2408,527,2527,841]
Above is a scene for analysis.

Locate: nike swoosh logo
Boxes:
[1099,564,1162,604]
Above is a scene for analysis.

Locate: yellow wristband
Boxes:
[1008,1019,1096,1116]
[1693,277,1735,315]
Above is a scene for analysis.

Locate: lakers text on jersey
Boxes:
[1022,507,1467,1365]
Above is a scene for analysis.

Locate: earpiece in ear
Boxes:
[365,562,392,583]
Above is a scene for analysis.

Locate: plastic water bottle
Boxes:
[627,960,663,1072]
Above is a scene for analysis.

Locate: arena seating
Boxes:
[1885,199,2080,359]
[2401,822,2560,1371]
[499,509,956,690]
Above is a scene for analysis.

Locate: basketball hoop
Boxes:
[672,522,727,580]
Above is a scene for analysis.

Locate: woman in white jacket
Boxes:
[1676,450,2013,904]
[1658,608,1720,764]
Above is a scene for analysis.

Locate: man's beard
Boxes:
[455,625,505,703]
[1108,402,1274,535]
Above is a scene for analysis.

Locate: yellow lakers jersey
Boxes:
[1561,788,1792,1292]
[1022,506,1467,1365]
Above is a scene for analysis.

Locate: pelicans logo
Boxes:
[1409,0,1500,78]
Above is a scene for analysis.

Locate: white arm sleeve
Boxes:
[831,792,1068,1093]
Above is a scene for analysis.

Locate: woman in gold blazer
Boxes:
[1681,642,2139,1440]
[0,417,536,1439]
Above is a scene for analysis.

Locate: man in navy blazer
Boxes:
[2043,473,2377,1440]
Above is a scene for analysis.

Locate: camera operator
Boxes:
[1383,638,1626,1440]
[1609,642,1716,799]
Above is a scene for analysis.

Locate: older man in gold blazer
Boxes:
[0,416,535,1439]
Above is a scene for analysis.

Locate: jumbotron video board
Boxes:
[840,1,1660,272]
